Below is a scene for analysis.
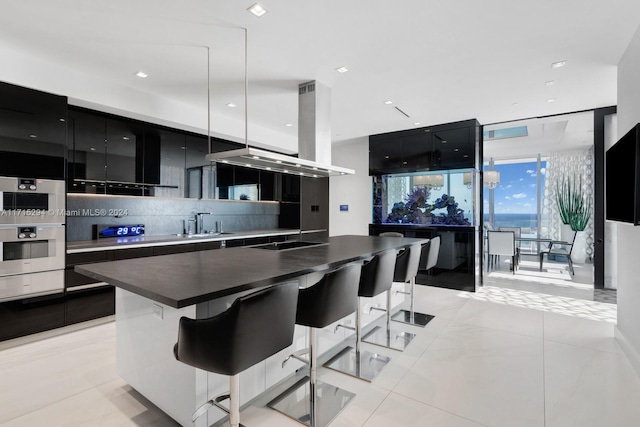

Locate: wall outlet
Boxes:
[152,303,164,320]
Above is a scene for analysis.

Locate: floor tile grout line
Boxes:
[387,388,491,427]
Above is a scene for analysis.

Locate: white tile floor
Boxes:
[0,272,635,427]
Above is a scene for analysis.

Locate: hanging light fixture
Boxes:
[414,174,444,190]
[205,28,355,178]
[463,172,473,189]
[484,170,500,189]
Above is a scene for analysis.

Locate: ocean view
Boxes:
[484,213,539,233]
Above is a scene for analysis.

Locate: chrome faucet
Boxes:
[195,212,212,234]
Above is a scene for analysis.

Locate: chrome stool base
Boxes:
[361,325,415,351]
[324,346,391,382]
[267,376,355,427]
[391,309,435,327]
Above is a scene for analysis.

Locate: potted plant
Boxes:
[556,176,592,263]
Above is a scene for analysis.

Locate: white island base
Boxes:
[114,279,406,426]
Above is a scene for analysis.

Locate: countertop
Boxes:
[67,228,314,253]
[75,235,427,308]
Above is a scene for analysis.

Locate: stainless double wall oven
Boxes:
[0,177,65,302]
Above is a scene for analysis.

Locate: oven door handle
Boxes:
[66,282,111,292]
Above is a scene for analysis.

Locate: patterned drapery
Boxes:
[542,148,594,259]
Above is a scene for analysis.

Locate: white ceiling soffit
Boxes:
[0,1,638,155]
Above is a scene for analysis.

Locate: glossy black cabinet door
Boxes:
[432,126,475,169]
[300,177,328,234]
[68,108,106,193]
[369,119,480,175]
[369,133,404,174]
[0,81,67,180]
[154,128,185,198]
[401,129,435,171]
[105,118,139,184]
[0,293,66,341]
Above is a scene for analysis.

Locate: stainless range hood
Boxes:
[205,36,355,178]
[205,146,354,177]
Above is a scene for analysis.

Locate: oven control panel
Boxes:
[17,178,37,191]
[17,227,37,239]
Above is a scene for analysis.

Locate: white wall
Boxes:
[614,23,640,374]
[329,137,371,237]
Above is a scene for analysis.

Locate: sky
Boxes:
[484,161,546,215]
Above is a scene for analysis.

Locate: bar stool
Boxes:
[173,281,299,427]
[325,249,402,381]
[390,241,437,327]
[268,263,361,427]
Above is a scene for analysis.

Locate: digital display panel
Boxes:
[96,224,145,239]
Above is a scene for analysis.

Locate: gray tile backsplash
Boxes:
[67,194,281,241]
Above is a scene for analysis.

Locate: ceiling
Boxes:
[1,1,639,160]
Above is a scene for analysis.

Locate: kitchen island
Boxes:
[76,235,427,426]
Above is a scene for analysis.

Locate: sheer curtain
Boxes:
[542,148,594,259]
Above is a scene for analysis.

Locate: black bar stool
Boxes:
[268,263,361,427]
[390,241,437,327]
[173,281,299,427]
[325,248,402,381]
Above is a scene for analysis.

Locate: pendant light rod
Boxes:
[243,27,249,149]
[206,45,211,155]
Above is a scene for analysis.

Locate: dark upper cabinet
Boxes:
[68,108,106,193]
[401,129,436,171]
[0,82,67,180]
[432,126,475,169]
[369,119,480,175]
[369,134,404,174]
[105,118,140,184]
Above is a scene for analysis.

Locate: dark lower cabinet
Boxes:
[0,293,66,341]
[369,224,477,292]
[65,286,115,325]
[0,235,288,342]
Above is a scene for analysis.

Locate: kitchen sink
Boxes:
[252,240,326,251]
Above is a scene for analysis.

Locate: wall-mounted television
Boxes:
[606,123,640,224]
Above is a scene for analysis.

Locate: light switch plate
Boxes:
[152,303,164,319]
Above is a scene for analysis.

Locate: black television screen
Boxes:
[606,123,640,224]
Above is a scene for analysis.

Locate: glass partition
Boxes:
[373,169,475,226]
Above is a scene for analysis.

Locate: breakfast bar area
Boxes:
[75,235,426,426]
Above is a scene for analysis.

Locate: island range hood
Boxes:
[205,80,355,178]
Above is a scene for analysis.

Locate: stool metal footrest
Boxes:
[391,309,435,327]
[267,376,355,427]
[361,325,415,351]
[324,346,391,382]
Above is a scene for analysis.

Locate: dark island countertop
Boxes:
[75,235,427,308]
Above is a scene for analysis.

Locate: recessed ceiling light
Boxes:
[283,169,289,173]
[551,60,567,68]
[276,160,282,164]
[247,3,267,17]
[226,103,236,108]
[29,134,37,138]
[123,136,130,140]
[545,80,556,87]
[547,98,556,103]
[59,118,65,122]
[180,146,186,150]
[383,100,393,105]
[221,160,229,163]
[266,167,271,170]
[295,164,301,167]
[136,71,148,78]
[414,122,421,126]
[335,66,349,73]
[285,123,293,127]
[252,156,260,159]
[90,147,96,151]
